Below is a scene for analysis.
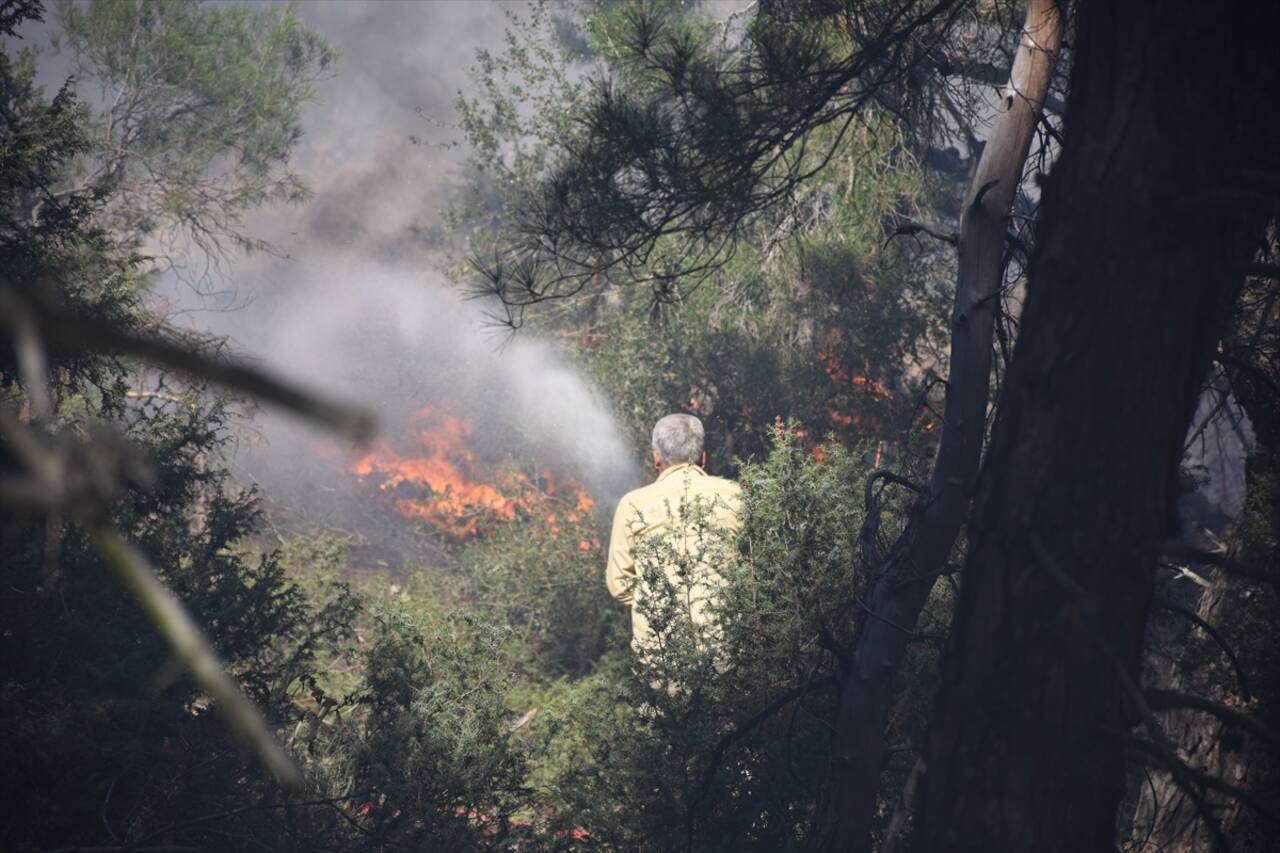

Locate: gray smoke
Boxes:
[145,1,644,534]
[209,252,641,512]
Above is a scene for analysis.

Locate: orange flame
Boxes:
[817,331,891,402]
[349,406,595,539]
[815,329,892,438]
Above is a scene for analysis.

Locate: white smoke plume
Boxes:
[141,1,646,542]
[207,252,642,516]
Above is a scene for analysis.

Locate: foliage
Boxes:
[0,17,139,404]
[0,399,361,850]
[348,602,532,850]
[433,6,961,845]
[19,1,1275,851]
[467,0,972,321]
[495,427,950,851]
[574,116,952,471]
[453,2,953,473]
[459,511,622,679]
[1,0,956,849]
[0,2,361,849]
[51,0,336,275]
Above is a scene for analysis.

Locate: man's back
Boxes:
[606,463,741,652]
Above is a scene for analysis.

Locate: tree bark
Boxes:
[914,0,1280,850]
[1130,260,1280,853]
[1130,569,1280,853]
[814,2,1062,850]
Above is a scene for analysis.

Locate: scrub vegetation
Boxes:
[2,1,1278,851]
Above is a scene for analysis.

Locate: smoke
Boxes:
[210,252,642,512]
[148,1,644,538]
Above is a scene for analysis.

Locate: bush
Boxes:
[348,601,532,849]
[501,426,950,851]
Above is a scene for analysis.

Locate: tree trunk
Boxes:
[815,2,1062,849]
[1130,261,1280,853]
[914,1,1280,850]
[1129,567,1280,853]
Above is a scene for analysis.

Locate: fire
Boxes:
[817,331,891,403]
[816,329,892,437]
[348,406,595,539]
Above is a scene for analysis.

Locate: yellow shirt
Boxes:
[606,463,742,651]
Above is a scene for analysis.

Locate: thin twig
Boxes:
[881,757,925,853]
[124,791,373,849]
[689,675,838,847]
[883,219,958,248]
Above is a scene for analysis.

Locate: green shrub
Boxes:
[502,426,949,851]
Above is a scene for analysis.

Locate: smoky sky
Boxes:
[39,0,649,540]
[234,0,495,261]
[200,1,643,530]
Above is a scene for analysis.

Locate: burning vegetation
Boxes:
[348,405,595,539]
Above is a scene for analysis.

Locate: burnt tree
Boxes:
[914,0,1280,850]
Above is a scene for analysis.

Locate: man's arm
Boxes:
[605,497,636,605]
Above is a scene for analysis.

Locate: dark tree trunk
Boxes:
[1130,259,1280,853]
[1130,567,1280,853]
[914,0,1280,851]
[815,2,1062,848]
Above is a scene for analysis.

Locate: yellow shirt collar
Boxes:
[655,462,706,483]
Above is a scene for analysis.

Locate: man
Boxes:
[606,413,742,654]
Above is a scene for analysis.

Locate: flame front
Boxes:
[349,406,594,539]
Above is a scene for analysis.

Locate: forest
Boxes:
[1,0,1278,851]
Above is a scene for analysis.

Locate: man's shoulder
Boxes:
[672,470,741,505]
[613,480,664,517]
[697,474,741,500]
[703,473,740,491]
[618,471,737,501]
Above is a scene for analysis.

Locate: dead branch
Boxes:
[1144,689,1280,753]
[1124,734,1280,830]
[1152,599,1252,701]
[119,791,374,851]
[883,219,958,248]
[690,674,839,848]
[1154,542,1279,589]
[860,469,924,567]
[881,757,925,853]
[0,404,304,789]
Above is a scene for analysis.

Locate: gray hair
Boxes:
[651,413,705,466]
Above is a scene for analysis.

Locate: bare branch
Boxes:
[1124,734,1280,829]
[883,218,957,248]
[1153,542,1279,589]
[881,757,925,853]
[121,791,374,850]
[693,674,838,823]
[1152,599,1252,701]
[1144,689,1280,753]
